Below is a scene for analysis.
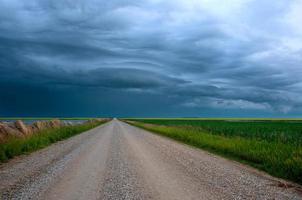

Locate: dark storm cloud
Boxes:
[1,0,302,117]
[0,61,186,90]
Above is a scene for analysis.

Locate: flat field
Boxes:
[125,118,302,185]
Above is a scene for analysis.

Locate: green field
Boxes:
[0,120,108,162]
[125,118,302,185]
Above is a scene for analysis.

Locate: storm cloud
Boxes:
[0,0,302,117]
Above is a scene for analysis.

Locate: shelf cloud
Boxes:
[1,0,302,117]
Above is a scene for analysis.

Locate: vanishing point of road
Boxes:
[0,119,301,200]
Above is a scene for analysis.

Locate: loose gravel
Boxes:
[0,120,301,200]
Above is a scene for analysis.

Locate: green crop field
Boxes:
[125,118,302,185]
[129,118,302,146]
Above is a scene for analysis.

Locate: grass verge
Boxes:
[0,120,108,162]
[125,120,302,185]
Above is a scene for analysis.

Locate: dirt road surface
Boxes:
[0,119,301,200]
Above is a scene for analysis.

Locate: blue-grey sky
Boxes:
[1,0,302,117]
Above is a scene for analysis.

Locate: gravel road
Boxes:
[0,119,301,200]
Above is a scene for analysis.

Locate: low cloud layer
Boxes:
[1,0,302,117]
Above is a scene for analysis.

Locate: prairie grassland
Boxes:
[0,117,99,121]
[0,120,108,162]
[126,119,302,185]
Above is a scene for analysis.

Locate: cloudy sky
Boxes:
[1,0,302,117]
